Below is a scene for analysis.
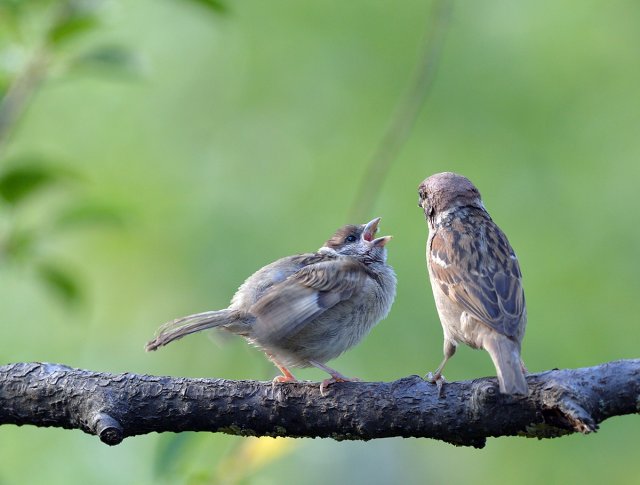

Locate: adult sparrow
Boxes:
[418,172,528,395]
[146,218,396,393]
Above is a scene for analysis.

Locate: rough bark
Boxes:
[0,360,638,448]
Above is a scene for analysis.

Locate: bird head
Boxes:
[323,217,392,263]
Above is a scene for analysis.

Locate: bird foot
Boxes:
[308,360,361,396]
[319,375,361,397]
[271,374,298,393]
[425,372,447,397]
[272,375,298,384]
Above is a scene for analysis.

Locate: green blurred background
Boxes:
[1,0,639,483]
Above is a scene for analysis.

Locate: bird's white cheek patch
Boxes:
[318,247,339,256]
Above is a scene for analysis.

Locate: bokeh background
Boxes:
[1,0,639,483]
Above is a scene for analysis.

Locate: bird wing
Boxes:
[249,256,370,343]
[429,218,525,338]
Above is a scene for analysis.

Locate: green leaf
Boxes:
[0,162,71,204]
[37,261,82,306]
[70,45,143,78]
[180,0,227,14]
[54,201,127,230]
[47,11,100,45]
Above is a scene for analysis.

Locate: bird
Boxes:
[145,217,396,394]
[418,172,528,395]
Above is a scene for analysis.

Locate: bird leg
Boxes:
[425,339,456,397]
[267,354,298,386]
[426,371,447,397]
[426,358,447,383]
[309,360,360,396]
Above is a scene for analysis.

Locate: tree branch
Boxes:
[1,360,638,448]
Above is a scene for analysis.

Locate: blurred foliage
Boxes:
[181,0,227,14]
[36,260,83,305]
[1,0,640,485]
[0,0,133,306]
[68,44,142,77]
[0,159,73,203]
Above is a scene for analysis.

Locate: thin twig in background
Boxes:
[0,50,50,160]
[0,1,94,161]
[348,0,453,222]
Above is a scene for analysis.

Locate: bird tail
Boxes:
[145,309,238,351]
[483,335,528,395]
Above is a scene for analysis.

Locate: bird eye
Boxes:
[345,235,357,243]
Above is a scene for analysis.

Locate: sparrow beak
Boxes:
[372,235,392,247]
[363,217,392,246]
[362,217,381,242]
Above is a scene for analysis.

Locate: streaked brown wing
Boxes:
[429,221,525,338]
[250,257,369,342]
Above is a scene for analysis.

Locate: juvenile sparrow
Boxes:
[146,218,396,393]
[418,172,528,395]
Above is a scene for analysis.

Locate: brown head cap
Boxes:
[324,225,363,249]
[418,172,483,217]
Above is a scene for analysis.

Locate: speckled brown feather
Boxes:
[428,208,525,339]
[419,172,528,395]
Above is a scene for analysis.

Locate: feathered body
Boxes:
[419,172,528,395]
[146,218,396,389]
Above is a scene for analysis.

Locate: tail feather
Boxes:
[145,310,236,351]
[483,335,528,395]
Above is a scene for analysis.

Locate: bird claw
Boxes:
[272,375,297,384]
[270,374,298,393]
[319,376,361,397]
[425,372,447,397]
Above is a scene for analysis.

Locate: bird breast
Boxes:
[271,263,396,367]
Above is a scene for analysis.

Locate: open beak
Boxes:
[362,217,380,241]
[363,217,392,247]
[372,235,392,247]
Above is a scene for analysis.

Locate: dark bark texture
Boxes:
[1,360,638,448]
